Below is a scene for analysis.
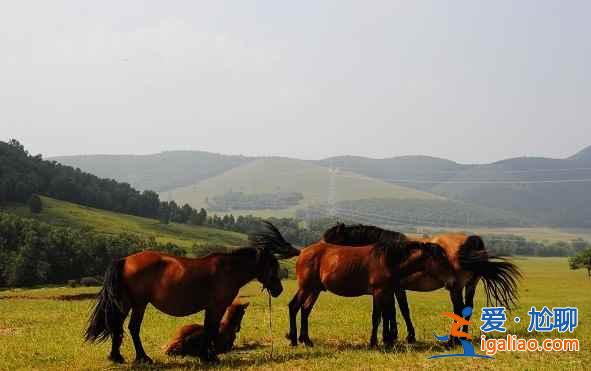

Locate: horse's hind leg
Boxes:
[128,304,152,364]
[462,277,479,333]
[299,291,319,347]
[288,289,305,346]
[447,285,465,347]
[394,288,416,344]
[109,305,130,363]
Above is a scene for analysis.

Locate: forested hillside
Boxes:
[1,140,161,218]
[1,140,211,226]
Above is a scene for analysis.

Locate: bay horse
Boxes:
[387,232,521,345]
[287,224,451,348]
[84,221,298,364]
[163,299,249,356]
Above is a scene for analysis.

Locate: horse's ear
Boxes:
[249,221,300,259]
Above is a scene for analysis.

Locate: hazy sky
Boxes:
[2,1,589,163]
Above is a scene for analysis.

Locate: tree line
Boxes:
[483,235,590,257]
[202,213,590,258]
[0,212,184,287]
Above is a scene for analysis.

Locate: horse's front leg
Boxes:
[371,290,395,348]
[381,293,396,348]
[199,306,225,363]
[287,289,304,346]
[370,298,381,348]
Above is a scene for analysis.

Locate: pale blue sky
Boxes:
[1,1,589,162]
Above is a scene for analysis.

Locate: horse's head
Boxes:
[248,221,300,297]
[256,248,283,297]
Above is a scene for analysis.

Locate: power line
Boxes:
[382,178,591,184]
[335,166,591,175]
[334,173,591,184]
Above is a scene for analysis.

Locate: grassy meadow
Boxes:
[165,157,440,213]
[0,257,589,370]
[8,196,246,252]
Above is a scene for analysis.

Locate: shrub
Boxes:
[80,277,102,287]
[28,194,42,214]
[67,279,78,288]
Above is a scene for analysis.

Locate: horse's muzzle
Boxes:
[268,282,283,297]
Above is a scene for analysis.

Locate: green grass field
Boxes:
[8,196,246,252]
[1,257,588,370]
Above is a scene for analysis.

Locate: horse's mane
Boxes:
[227,246,260,257]
[322,223,446,266]
[322,223,406,249]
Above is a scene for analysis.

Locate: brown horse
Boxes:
[287,224,451,348]
[386,233,521,345]
[84,222,297,364]
[163,299,249,356]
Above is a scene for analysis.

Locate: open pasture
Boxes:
[0,257,589,370]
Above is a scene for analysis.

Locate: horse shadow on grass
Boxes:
[113,340,448,370]
[313,339,446,354]
[123,351,333,370]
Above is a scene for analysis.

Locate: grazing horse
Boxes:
[386,233,521,345]
[85,222,298,364]
[163,299,250,356]
[287,224,451,348]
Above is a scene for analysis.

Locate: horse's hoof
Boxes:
[206,355,220,364]
[445,338,461,349]
[108,354,125,364]
[299,337,314,347]
[406,335,416,344]
[134,355,154,364]
[369,341,378,349]
[286,333,298,346]
[199,351,220,364]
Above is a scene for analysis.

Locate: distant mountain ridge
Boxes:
[568,145,591,162]
[52,144,591,227]
[51,151,253,192]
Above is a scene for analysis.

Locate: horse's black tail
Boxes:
[249,221,300,258]
[84,259,127,343]
[459,236,522,309]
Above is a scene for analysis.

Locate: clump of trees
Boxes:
[207,191,304,211]
[484,236,590,257]
[569,248,591,278]
[0,212,184,287]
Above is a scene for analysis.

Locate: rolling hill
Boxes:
[163,157,443,215]
[316,155,469,191]
[8,196,246,252]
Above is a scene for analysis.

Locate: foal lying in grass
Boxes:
[163,300,250,356]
